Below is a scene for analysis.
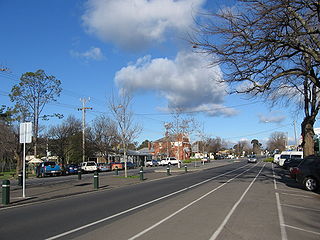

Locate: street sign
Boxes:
[20,122,32,143]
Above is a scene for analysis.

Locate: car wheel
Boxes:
[303,177,318,191]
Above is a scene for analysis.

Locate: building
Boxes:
[151,134,191,160]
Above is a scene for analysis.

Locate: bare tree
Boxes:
[233,140,250,156]
[109,93,141,177]
[191,0,320,156]
[267,132,287,152]
[87,114,120,159]
[48,115,82,165]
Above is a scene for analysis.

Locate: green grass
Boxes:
[0,171,36,180]
[264,157,274,162]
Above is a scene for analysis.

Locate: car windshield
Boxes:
[280,155,290,159]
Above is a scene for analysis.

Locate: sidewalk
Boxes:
[1,160,234,208]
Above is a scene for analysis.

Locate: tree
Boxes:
[10,69,62,157]
[109,93,141,177]
[87,114,120,158]
[138,140,151,150]
[233,140,250,156]
[267,132,287,153]
[191,0,320,157]
[206,137,228,155]
[251,139,262,155]
[48,115,82,165]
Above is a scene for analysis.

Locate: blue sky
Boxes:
[0,0,308,147]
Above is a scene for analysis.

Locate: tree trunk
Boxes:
[301,116,315,157]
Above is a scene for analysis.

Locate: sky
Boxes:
[0,0,310,147]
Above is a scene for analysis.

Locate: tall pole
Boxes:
[78,98,92,163]
[293,120,298,150]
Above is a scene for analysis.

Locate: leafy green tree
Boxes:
[10,69,62,157]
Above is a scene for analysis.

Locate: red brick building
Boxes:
[151,133,191,160]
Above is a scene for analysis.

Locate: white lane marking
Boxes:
[276,193,288,240]
[209,163,265,240]
[281,204,320,212]
[46,164,249,240]
[273,163,288,240]
[272,163,277,190]
[284,224,320,236]
[128,165,256,240]
[280,192,314,198]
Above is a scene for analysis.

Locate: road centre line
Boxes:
[128,164,258,240]
[209,163,266,240]
[283,224,320,236]
[273,163,288,240]
[46,163,250,240]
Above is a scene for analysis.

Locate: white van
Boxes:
[81,161,98,173]
[278,151,303,166]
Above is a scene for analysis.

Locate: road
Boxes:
[0,160,319,240]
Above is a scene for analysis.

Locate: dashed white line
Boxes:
[281,203,320,212]
[280,192,314,198]
[276,193,288,240]
[209,163,266,240]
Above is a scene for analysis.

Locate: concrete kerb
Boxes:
[0,161,233,209]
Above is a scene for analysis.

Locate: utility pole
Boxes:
[78,98,92,163]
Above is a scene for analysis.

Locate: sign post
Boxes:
[20,122,32,198]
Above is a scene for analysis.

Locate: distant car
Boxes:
[295,155,320,192]
[201,157,210,163]
[121,162,136,169]
[145,160,159,167]
[247,155,257,163]
[159,157,181,166]
[97,163,111,172]
[36,161,62,177]
[80,161,98,173]
[65,164,79,175]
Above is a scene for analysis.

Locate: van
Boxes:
[278,151,303,166]
[81,161,98,173]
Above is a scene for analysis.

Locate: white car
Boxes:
[81,161,98,173]
[145,160,159,167]
[247,155,257,163]
[159,157,181,166]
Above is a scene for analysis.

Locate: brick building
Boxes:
[151,133,191,160]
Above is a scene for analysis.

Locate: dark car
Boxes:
[121,162,136,169]
[295,155,320,192]
[65,164,79,175]
[283,157,303,170]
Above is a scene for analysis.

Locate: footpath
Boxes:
[0,160,235,208]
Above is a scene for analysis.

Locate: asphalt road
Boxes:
[0,160,319,240]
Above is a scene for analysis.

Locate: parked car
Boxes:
[159,157,181,166]
[65,164,79,175]
[145,160,159,167]
[36,161,62,177]
[278,151,303,166]
[97,163,111,172]
[295,155,320,192]
[283,157,303,170]
[80,161,97,173]
[121,162,136,169]
[247,155,257,163]
[110,162,124,170]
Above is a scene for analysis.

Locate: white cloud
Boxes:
[115,51,235,117]
[82,0,205,51]
[258,112,286,123]
[70,47,105,61]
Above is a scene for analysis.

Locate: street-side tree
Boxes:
[251,139,262,155]
[267,132,287,153]
[47,115,82,165]
[109,93,141,177]
[206,137,228,155]
[191,0,320,156]
[233,140,250,156]
[87,114,120,159]
[10,69,62,157]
